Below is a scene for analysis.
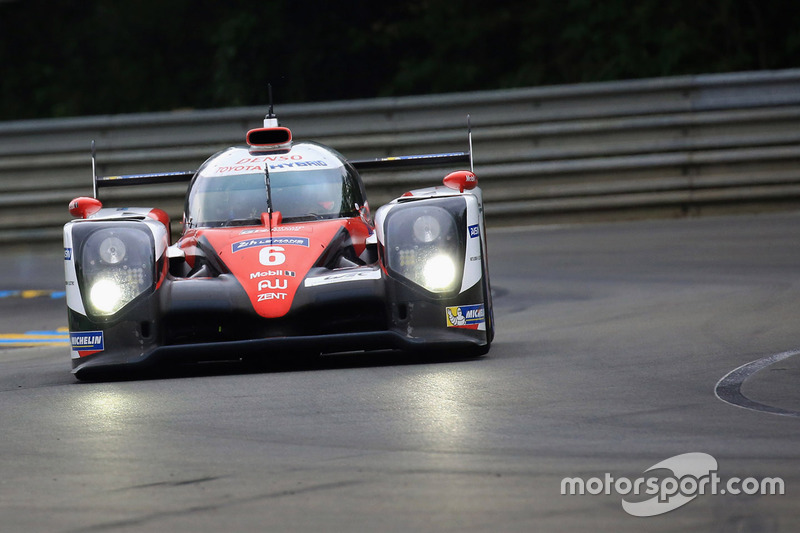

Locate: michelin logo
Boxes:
[70,331,104,351]
[446,304,485,328]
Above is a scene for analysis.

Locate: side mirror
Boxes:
[443,170,477,193]
[69,197,103,219]
[146,208,172,243]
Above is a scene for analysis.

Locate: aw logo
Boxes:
[257,279,288,291]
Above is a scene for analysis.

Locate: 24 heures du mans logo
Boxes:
[561,453,784,517]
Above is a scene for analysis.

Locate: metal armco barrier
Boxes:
[3,68,800,244]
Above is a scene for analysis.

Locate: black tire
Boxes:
[480,227,494,347]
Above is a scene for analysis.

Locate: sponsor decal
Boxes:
[232,237,309,253]
[207,146,342,176]
[257,279,288,291]
[215,161,329,172]
[259,246,286,266]
[446,304,485,328]
[250,270,296,279]
[269,161,328,170]
[215,165,264,174]
[236,155,304,164]
[64,247,72,260]
[304,269,382,287]
[240,226,305,235]
[70,330,104,357]
[468,224,480,239]
[257,292,287,302]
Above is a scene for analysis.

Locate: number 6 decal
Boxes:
[259,246,286,266]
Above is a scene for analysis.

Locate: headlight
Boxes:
[422,254,456,291]
[413,215,441,243]
[383,200,466,294]
[98,236,126,264]
[79,226,155,317]
[89,278,124,314]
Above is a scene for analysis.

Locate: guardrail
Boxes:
[3,68,800,244]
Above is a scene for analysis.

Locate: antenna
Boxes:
[264,84,278,127]
[91,140,98,199]
[265,165,273,215]
[268,84,274,118]
[467,115,474,173]
[264,160,274,235]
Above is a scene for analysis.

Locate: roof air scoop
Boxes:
[246,126,292,149]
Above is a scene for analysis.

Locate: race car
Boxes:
[63,109,493,379]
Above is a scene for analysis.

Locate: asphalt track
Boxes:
[2,212,800,532]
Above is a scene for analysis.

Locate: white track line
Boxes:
[714,349,800,418]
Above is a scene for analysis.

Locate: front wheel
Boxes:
[480,237,494,348]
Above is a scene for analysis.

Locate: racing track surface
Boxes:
[2,212,800,532]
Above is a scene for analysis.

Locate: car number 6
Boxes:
[259,246,286,266]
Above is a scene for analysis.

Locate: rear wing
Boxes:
[349,151,471,171]
[92,153,473,197]
[90,110,474,198]
[91,136,473,198]
[350,116,474,172]
[94,171,195,193]
[89,139,196,199]
[92,152,470,198]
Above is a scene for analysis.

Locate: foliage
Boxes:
[1,0,799,120]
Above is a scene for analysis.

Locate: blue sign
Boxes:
[232,236,310,253]
[70,331,104,352]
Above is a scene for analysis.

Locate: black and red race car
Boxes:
[63,109,493,379]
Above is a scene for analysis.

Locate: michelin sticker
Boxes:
[70,331,104,357]
[446,304,485,328]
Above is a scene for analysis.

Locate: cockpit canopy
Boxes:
[184,142,367,228]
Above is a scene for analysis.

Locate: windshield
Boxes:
[185,146,366,228]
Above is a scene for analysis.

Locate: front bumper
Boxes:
[72,328,487,379]
[70,268,489,379]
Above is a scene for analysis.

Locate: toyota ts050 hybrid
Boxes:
[64,108,493,380]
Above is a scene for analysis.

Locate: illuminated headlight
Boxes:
[384,200,466,294]
[421,254,457,291]
[89,278,124,314]
[79,226,155,317]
